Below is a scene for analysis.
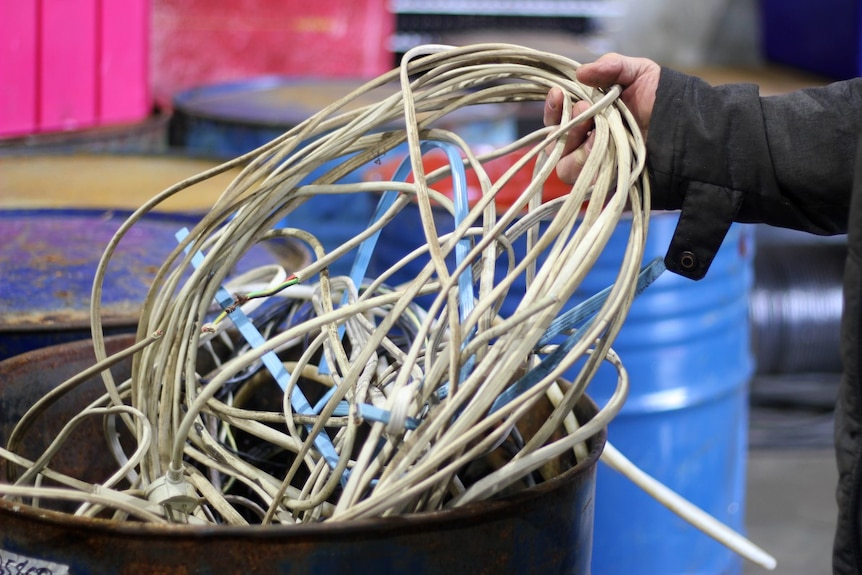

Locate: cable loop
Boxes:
[3,42,650,526]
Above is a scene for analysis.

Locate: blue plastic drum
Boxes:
[583,215,753,575]
[372,200,753,574]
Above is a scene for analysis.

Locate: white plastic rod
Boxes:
[600,441,778,571]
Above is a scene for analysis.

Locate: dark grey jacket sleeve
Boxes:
[646,67,862,279]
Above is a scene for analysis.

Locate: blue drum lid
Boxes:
[173,76,393,127]
[0,209,278,332]
[172,76,516,134]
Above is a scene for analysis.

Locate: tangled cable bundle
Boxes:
[1,43,655,526]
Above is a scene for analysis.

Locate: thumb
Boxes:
[576,53,652,89]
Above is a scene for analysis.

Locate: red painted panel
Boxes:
[149,0,394,107]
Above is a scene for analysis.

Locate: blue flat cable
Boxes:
[345,141,474,318]
[175,228,341,470]
[538,256,666,347]
[318,141,476,379]
[487,257,666,415]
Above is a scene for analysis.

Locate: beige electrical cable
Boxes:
[0,41,772,570]
[2,40,642,517]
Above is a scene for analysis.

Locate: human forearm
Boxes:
[648,67,859,235]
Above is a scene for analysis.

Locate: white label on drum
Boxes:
[0,550,69,575]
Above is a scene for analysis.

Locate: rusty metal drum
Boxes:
[0,335,604,575]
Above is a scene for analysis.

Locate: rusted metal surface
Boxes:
[0,336,604,575]
[0,209,308,361]
[0,154,242,213]
[0,335,136,488]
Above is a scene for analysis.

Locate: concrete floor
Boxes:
[741,369,840,575]
[744,448,838,575]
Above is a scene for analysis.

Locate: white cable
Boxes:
[600,443,778,571]
[0,43,766,573]
[5,43,642,520]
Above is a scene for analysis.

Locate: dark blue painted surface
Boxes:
[761,0,862,79]
[0,209,279,361]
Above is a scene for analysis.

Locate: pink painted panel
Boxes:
[99,0,150,124]
[39,0,97,131]
[0,1,38,137]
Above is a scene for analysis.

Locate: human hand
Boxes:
[543,53,661,183]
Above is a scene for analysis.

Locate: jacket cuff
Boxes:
[664,181,743,280]
[648,67,749,280]
[646,67,691,212]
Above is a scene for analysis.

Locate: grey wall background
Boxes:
[603,0,763,67]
